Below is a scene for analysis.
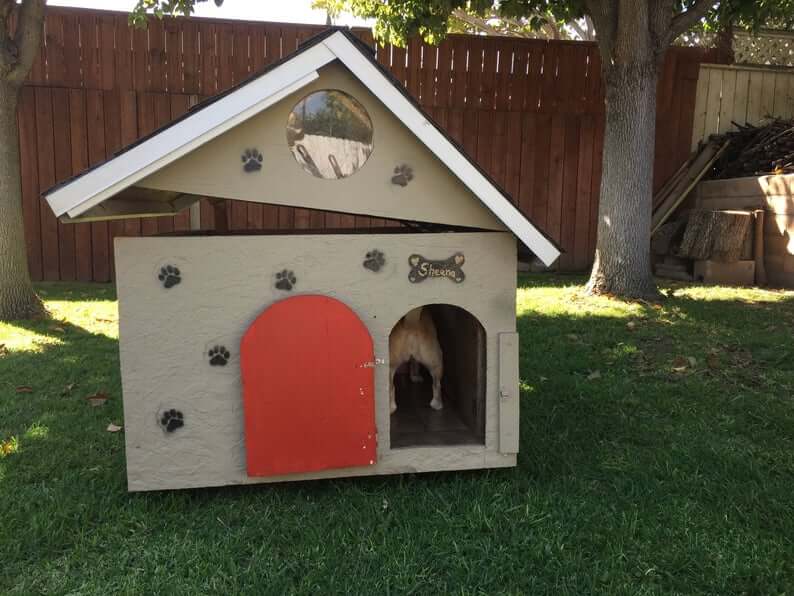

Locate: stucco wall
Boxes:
[115,232,518,491]
[138,62,507,231]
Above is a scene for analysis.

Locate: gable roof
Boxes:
[43,28,561,266]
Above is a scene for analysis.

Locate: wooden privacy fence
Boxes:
[18,7,723,282]
[691,63,794,149]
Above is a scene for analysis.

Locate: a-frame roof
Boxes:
[43,28,561,266]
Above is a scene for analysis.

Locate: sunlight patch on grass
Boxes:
[0,324,63,353]
[46,301,119,340]
[519,379,536,396]
[516,283,647,320]
[24,424,48,440]
[0,436,19,458]
[671,284,794,303]
[518,277,794,323]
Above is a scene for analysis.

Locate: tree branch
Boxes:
[668,0,713,42]
[568,15,596,42]
[540,20,561,40]
[614,0,650,64]
[584,0,617,66]
[7,0,45,83]
[648,0,675,56]
[451,9,529,38]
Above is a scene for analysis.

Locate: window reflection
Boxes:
[286,90,374,179]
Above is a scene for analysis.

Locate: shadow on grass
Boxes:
[0,313,124,495]
[35,282,117,302]
[1,277,793,594]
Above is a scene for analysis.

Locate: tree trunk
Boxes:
[585,60,661,300]
[0,80,45,320]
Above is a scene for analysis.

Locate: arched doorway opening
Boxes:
[389,304,486,448]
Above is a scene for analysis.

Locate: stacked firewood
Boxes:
[652,209,763,285]
[712,118,794,178]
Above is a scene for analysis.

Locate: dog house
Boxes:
[44,29,560,492]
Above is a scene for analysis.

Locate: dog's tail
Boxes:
[403,306,423,326]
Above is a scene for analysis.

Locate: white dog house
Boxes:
[44,29,560,492]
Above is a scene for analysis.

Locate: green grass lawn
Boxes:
[1,277,793,595]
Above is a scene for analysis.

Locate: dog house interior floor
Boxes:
[390,370,481,448]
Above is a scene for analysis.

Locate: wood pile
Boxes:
[651,139,730,234]
[651,208,763,285]
[677,210,752,262]
[712,118,794,178]
[648,119,793,286]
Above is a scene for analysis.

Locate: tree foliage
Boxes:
[129,0,223,26]
[309,1,794,48]
[707,0,794,33]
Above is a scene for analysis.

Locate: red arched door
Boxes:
[240,295,377,477]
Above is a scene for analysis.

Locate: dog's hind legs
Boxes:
[429,364,443,410]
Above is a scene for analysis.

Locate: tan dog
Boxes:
[389,307,443,414]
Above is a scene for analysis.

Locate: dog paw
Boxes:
[158,265,181,289]
[275,269,297,291]
[363,249,386,272]
[429,397,443,411]
[160,409,184,433]
[208,345,230,367]
[390,401,397,415]
[242,148,263,172]
[391,164,413,187]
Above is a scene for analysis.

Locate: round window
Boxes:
[286,90,374,179]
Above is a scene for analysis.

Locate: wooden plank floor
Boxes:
[390,371,482,448]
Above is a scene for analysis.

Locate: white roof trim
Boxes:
[321,33,560,265]
[44,31,560,266]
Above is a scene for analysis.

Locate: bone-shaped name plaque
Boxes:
[408,253,465,284]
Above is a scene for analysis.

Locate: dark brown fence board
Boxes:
[588,113,605,257]
[136,92,159,238]
[559,115,581,271]
[532,113,552,231]
[119,90,142,239]
[153,94,175,235]
[546,113,566,248]
[573,114,595,270]
[52,88,76,282]
[85,89,110,282]
[68,89,93,282]
[517,113,537,219]
[103,90,125,279]
[34,87,60,281]
[19,87,43,282]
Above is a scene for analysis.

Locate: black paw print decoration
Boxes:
[158,265,181,289]
[275,269,297,291]
[391,164,414,187]
[208,345,230,366]
[363,250,386,272]
[160,409,184,433]
[242,148,263,173]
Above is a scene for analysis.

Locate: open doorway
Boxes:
[389,304,486,448]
